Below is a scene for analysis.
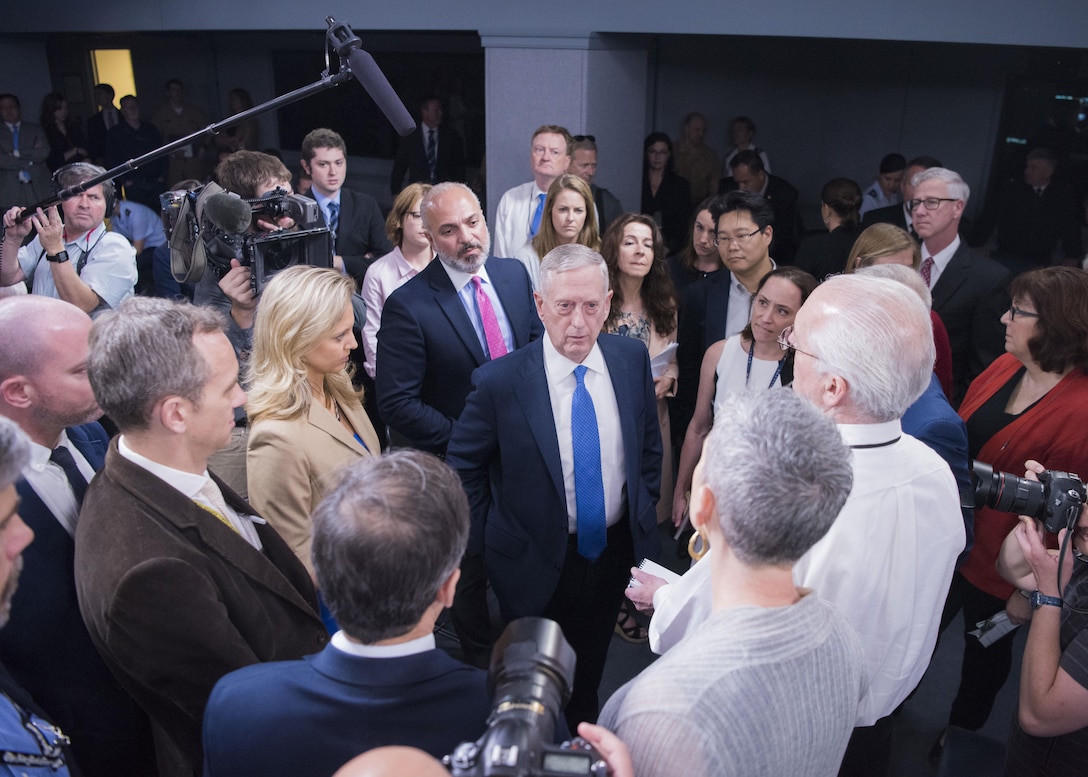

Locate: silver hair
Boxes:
[311,450,469,644]
[807,274,935,422]
[55,162,115,209]
[87,297,226,431]
[538,243,609,297]
[855,263,932,310]
[0,417,29,491]
[910,167,970,205]
[703,389,853,565]
[419,181,482,233]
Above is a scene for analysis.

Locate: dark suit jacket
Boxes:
[593,184,623,232]
[718,174,801,263]
[860,202,908,231]
[203,644,490,776]
[929,243,1010,406]
[74,441,328,776]
[902,372,973,565]
[446,335,662,619]
[0,423,156,777]
[375,257,543,454]
[673,269,732,441]
[389,124,466,194]
[967,177,1084,262]
[303,188,393,284]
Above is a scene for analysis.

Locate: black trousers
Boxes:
[542,520,633,732]
[838,715,894,777]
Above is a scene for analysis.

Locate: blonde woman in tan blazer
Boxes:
[246,266,380,576]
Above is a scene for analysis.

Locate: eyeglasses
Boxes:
[1007,305,1040,321]
[714,228,764,247]
[777,325,816,359]
[905,197,958,213]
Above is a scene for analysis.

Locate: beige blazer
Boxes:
[247,398,380,575]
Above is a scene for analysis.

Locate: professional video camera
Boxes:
[162,182,333,296]
[445,618,609,777]
[972,461,1086,535]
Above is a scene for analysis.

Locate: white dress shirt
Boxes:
[331,630,435,658]
[117,436,266,550]
[493,181,545,259]
[16,222,137,308]
[542,336,626,533]
[648,420,964,726]
[361,247,424,378]
[21,431,96,537]
[724,260,775,340]
[921,234,961,289]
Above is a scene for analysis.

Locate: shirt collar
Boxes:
[836,419,903,448]
[440,259,491,294]
[922,234,960,274]
[64,221,107,252]
[117,435,208,499]
[25,430,72,473]
[330,630,435,658]
[309,188,339,213]
[542,333,606,386]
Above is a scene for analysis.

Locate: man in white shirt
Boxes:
[493,125,572,257]
[910,166,1009,404]
[640,274,965,777]
[1,163,136,313]
[75,297,327,776]
[203,450,492,775]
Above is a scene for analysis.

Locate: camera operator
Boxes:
[1,162,136,314]
[997,460,1088,776]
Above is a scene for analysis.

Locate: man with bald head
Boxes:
[334,747,448,777]
[0,295,155,775]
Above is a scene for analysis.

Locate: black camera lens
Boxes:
[972,461,1047,516]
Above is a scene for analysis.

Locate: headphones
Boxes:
[52,162,117,216]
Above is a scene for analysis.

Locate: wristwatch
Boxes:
[45,250,69,264]
[1029,590,1063,610]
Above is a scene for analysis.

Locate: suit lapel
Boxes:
[600,336,640,499]
[931,244,970,310]
[428,262,487,365]
[68,423,108,470]
[306,401,369,456]
[488,260,531,348]
[514,342,565,503]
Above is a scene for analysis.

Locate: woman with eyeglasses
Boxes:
[640,132,691,255]
[666,197,723,296]
[671,266,817,529]
[931,266,1088,763]
[515,173,600,292]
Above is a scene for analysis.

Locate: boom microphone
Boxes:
[203,192,254,234]
[325,18,415,137]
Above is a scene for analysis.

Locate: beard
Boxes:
[437,233,491,274]
[0,556,23,631]
[36,399,102,433]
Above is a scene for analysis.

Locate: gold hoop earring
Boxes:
[688,528,709,561]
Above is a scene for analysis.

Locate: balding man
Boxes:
[493,125,572,257]
[646,274,965,777]
[0,296,155,776]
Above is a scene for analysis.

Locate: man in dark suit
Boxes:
[85,83,119,165]
[719,149,800,263]
[76,297,328,777]
[390,96,466,195]
[376,182,542,665]
[0,295,156,776]
[861,155,945,238]
[203,450,491,776]
[567,136,623,231]
[911,167,1009,406]
[447,244,662,729]
[967,147,1084,276]
[300,128,392,285]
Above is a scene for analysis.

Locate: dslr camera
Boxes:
[445,618,609,777]
[972,461,1087,534]
[162,182,333,295]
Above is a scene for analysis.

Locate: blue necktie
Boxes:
[326,201,340,236]
[529,193,546,237]
[572,365,606,561]
[50,445,88,507]
[426,129,437,183]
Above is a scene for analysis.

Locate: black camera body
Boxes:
[972,461,1087,534]
[445,618,609,777]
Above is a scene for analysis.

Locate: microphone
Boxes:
[202,192,253,234]
[326,18,415,137]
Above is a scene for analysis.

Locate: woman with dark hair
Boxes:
[794,177,862,282]
[214,88,259,162]
[640,132,691,254]
[603,214,679,643]
[932,266,1088,761]
[515,173,600,291]
[40,92,88,171]
[671,266,817,527]
[666,196,722,295]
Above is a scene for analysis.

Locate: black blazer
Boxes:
[0,423,156,777]
[673,270,732,441]
[930,243,1010,406]
[389,124,466,194]
[375,257,543,454]
[718,174,802,263]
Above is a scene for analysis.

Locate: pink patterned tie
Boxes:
[472,276,508,359]
[920,257,934,288]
